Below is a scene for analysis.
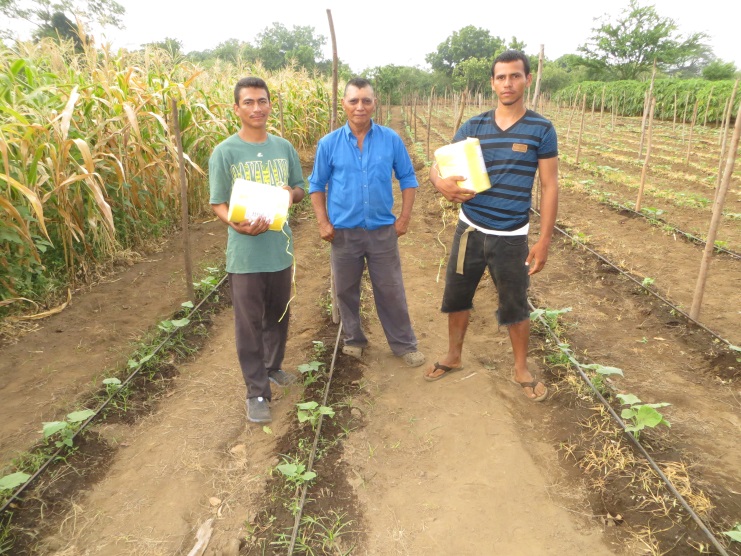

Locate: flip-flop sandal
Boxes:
[512,373,548,402]
[423,361,464,382]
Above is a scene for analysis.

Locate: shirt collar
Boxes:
[342,119,375,139]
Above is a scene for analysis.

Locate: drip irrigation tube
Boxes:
[287,322,344,555]
[0,274,229,517]
[604,200,740,261]
[529,301,730,556]
[536,208,737,350]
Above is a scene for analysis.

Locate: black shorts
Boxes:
[441,220,530,326]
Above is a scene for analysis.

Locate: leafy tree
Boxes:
[702,59,737,81]
[1,0,124,38]
[426,26,506,77]
[453,57,491,92]
[364,65,436,103]
[577,0,711,80]
[32,11,89,51]
[255,22,326,71]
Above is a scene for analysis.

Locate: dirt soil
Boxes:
[0,106,739,556]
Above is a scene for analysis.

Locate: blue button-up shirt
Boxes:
[308,121,418,230]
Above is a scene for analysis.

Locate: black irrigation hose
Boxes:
[536,208,737,350]
[287,321,344,555]
[0,274,229,517]
[603,199,740,261]
[529,301,730,556]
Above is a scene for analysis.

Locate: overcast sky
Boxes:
[3,0,738,72]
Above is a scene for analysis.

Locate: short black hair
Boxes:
[344,77,373,96]
[491,50,530,77]
[234,77,270,105]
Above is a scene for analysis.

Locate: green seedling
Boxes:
[723,524,741,543]
[157,317,190,333]
[641,277,655,288]
[0,471,31,491]
[312,340,326,358]
[181,300,194,309]
[297,401,335,429]
[127,352,154,370]
[42,409,96,448]
[640,207,664,218]
[530,307,572,332]
[297,361,324,386]
[617,394,670,438]
[103,377,122,395]
[582,363,624,393]
[276,457,316,488]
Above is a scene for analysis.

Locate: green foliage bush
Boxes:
[554,79,739,123]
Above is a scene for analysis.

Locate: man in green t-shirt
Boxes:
[209,77,306,423]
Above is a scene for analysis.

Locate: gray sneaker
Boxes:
[246,396,272,423]
[268,369,298,387]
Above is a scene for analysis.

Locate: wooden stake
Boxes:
[426,88,434,161]
[170,97,194,303]
[673,92,677,131]
[598,85,606,141]
[703,85,714,127]
[638,60,657,156]
[685,99,699,165]
[681,92,690,140]
[636,97,656,212]
[326,9,338,133]
[716,79,738,189]
[575,94,587,164]
[453,90,467,132]
[531,45,544,112]
[690,102,741,320]
[326,9,339,324]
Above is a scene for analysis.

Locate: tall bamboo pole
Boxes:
[635,97,656,212]
[690,102,741,320]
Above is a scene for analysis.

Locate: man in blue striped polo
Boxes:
[424,50,559,402]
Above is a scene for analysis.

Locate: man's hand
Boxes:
[395,215,411,236]
[525,238,550,275]
[231,216,270,236]
[433,175,477,204]
[318,221,335,242]
[282,185,294,208]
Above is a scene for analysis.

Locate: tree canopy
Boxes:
[577,0,711,80]
[425,26,506,77]
[1,0,124,40]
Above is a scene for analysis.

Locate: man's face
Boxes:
[341,85,376,127]
[234,86,271,131]
[490,60,532,106]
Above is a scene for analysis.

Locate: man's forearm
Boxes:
[310,191,330,224]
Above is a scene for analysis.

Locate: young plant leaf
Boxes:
[0,471,31,491]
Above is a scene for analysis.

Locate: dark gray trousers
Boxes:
[331,225,417,356]
[230,267,292,400]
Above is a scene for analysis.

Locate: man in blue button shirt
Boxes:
[308,77,425,368]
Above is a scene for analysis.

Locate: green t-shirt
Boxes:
[209,133,305,274]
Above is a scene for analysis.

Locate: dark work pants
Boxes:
[331,225,417,356]
[230,267,292,400]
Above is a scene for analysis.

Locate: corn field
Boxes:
[0,40,333,314]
